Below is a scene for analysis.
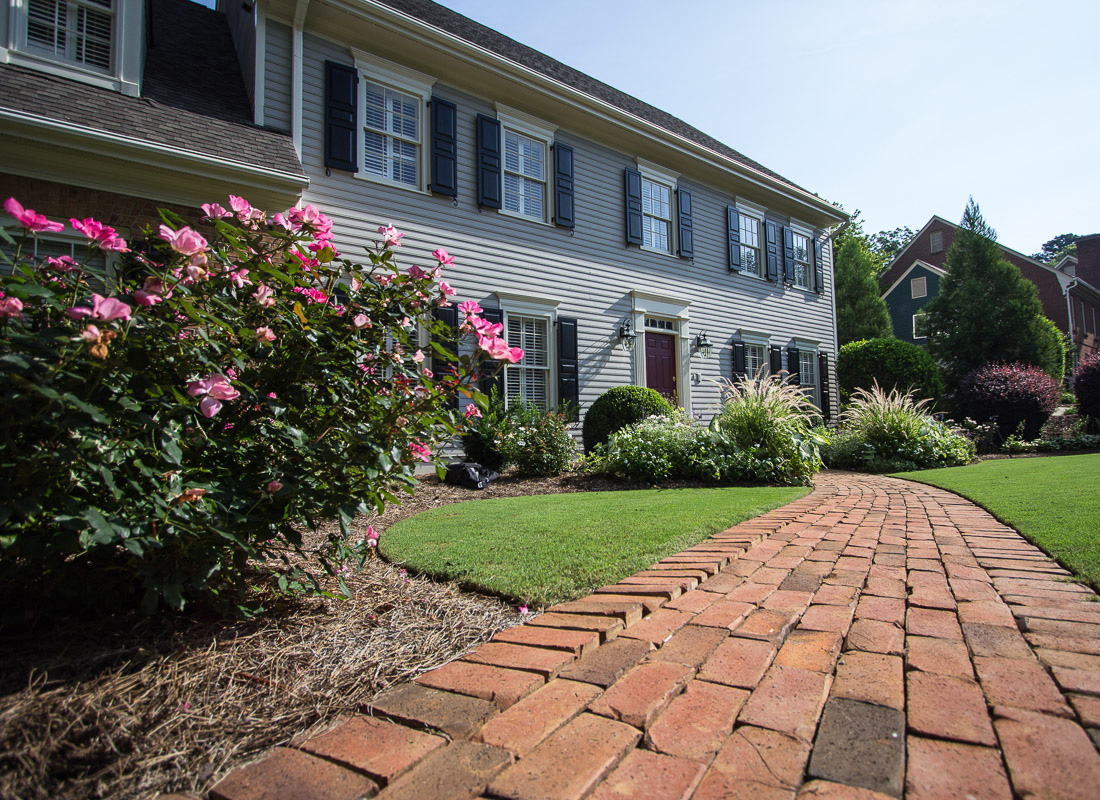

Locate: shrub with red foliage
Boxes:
[958,362,1061,440]
[1075,351,1100,426]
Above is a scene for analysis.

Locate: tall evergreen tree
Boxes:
[925,199,1056,387]
[835,237,893,345]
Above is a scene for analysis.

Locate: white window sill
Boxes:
[352,171,430,196]
[5,49,136,95]
[640,244,677,259]
[499,207,552,227]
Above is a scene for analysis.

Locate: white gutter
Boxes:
[0,106,309,192]
[328,0,846,225]
[291,0,310,159]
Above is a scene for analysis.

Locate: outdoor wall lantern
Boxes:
[695,331,714,358]
[618,319,638,351]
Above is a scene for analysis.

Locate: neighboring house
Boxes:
[1,0,847,426]
[0,0,306,261]
[218,0,847,423]
[881,216,1100,367]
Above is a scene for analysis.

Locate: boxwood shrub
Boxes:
[582,385,672,453]
[837,338,943,405]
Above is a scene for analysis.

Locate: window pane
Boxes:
[76,5,111,69]
[800,352,816,386]
[746,344,765,377]
[363,130,385,175]
[364,84,386,131]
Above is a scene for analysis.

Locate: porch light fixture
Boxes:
[695,331,714,358]
[618,319,638,351]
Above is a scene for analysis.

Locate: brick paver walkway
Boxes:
[201,472,1100,800]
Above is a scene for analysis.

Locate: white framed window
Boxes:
[791,231,812,290]
[913,312,928,339]
[644,317,677,332]
[740,212,763,278]
[351,50,434,192]
[746,343,766,377]
[930,230,944,253]
[25,0,113,71]
[799,349,818,407]
[496,107,556,224]
[504,313,550,409]
[641,177,673,253]
[0,222,115,291]
[911,276,927,299]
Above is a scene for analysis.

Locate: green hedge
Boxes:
[837,338,943,406]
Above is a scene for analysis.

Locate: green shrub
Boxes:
[595,411,702,483]
[582,385,672,452]
[837,337,943,405]
[462,392,576,476]
[823,383,974,472]
[0,197,515,613]
[1035,315,1069,383]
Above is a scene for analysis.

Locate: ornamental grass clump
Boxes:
[0,196,520,614]
[823,382,974,472]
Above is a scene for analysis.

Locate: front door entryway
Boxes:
[645,331,677,403]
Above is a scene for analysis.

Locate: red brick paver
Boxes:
[192,473,1100,799]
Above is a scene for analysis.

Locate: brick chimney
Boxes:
[1077,234,1100,287]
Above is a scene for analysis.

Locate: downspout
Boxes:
[1065,278,1079,374]
[825,218,850,424]
[291,0,310,161]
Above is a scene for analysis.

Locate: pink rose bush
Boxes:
[0,196,514,613]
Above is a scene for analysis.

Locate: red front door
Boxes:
[645,332,677,403]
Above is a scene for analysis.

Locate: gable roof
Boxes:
[881,259,946,300]
[0,0,302,178]
[373,0,805,196]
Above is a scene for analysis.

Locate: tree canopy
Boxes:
[835,237,893,345]
[1032,233,1079,264]
[924,199,1062,388]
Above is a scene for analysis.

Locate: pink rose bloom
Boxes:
[464,404,482,420]
[366,525,379,547]
[201,203,233,220]
[253,284,276,308]
[70,217,128,252]
[229,194,253,219]
[72,294,131,322]
[378,224,405,248]
[406,264,429,280]
[227,267,252,288]
[458,300,482,317]
[266,480,283,494]
[438,281,456,298]
[45,255,78,272]
[68,305,92,320]
[81,324,100,341]
[432,248,455,266]
[186,373,241,418]
[349,276,363,292]
[412,349,425,363]
[0,296,24,318]
[158,224,208,257]
[409,442,431,462]
[471,316,503,338]
[271,211,293,231]
[255,326,276,342]
[134,290,162,307]
[4,197,64,233]
[352,314,372,329]
[376,273,394,287]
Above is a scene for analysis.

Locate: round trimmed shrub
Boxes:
[1075,351,1100,426]
[582,385,672,452]
[1034,315,1069,382]
[837,338,943,406]
[958,362,1061,440]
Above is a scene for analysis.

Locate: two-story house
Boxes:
[2,0,847,426]
[881,216,1100,368]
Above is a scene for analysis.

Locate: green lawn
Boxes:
[380,487,808,606]
[895,453,1100,589]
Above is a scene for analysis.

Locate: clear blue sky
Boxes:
[199,0,1099,255]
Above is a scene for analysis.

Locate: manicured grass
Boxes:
[895,453,1100,589]
[380,487,808,605]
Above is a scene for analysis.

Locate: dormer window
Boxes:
[27,0,114,72]
[6,0,140,95]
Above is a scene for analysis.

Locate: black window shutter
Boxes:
[478,307,505,398]
[553,143,575,228]
[430,97,458,197]
[814,238,825,294]
[324,61,358,172]
[727,206,741,271]
[677,188,694,258]
[476,115,502,209]
[432,306,460,409]
[787,346,800,384]
[557,316,579,420]
[819,352,831,421]
[624,167,643,245]
[769,344,783,375]
[783,226,796,283]
[732,341,746,377]
[765,220,780,281]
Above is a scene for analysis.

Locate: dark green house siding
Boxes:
[883,265,941,346]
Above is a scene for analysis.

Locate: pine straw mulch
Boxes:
[0,471,634,800]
